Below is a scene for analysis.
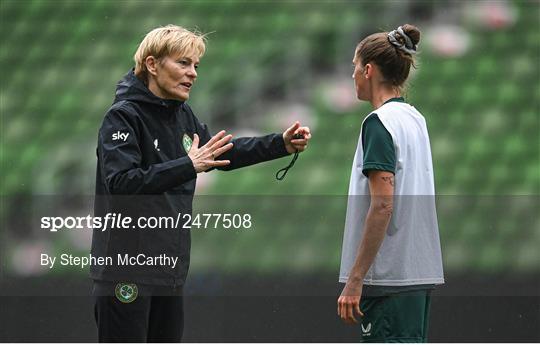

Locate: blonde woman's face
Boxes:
[150,52,200,101]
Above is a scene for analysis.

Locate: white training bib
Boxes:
[339,101,444,286]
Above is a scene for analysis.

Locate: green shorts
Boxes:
[359,289,432,343]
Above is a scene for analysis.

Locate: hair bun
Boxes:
[401,24,420,46]
[388,24,421,55]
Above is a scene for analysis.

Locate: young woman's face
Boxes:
[150,53,200,101]
[352,54,369,101]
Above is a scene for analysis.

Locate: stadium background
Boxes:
[1,0,539,342]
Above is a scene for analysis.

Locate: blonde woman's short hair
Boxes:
[134,25,207,82]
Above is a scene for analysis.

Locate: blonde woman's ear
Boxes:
[145,56,158,75]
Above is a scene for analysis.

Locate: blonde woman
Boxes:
[91,25,310,342]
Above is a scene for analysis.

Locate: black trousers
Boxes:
[93,282,184,342]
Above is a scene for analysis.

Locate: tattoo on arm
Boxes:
[381,176,394,187]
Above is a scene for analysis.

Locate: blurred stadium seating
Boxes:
[0,0,538,275]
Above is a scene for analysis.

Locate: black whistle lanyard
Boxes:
[275,150,300,181]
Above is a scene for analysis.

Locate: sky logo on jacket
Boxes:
[112,131,129,142]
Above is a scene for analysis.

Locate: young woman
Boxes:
[338,24,444,342]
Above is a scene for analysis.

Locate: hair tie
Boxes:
[388,26,417,55]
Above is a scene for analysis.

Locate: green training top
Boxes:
[361,97,405,177]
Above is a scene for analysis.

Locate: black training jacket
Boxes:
[90,69,289,286]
